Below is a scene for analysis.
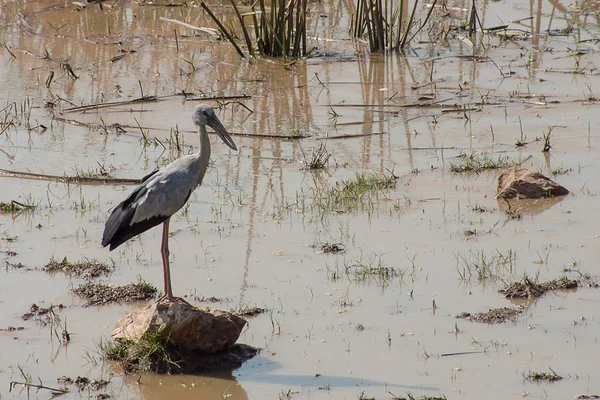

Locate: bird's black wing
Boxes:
[101,181,170,251]
[140,167,160,183]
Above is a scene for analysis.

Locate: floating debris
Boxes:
[314,242,346,254]
[56,376,110,391]
[4,261,25,269]
[192,295,227,303]
[21,303,64,321]
[233,306,267,317]
[0,326,24,332]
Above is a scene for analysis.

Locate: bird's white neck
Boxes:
[196,124,211,186]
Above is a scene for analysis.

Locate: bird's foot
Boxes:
[157,294,194,308]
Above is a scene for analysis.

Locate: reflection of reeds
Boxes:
[202,0,308,59]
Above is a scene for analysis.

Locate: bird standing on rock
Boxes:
[101,104,237,302]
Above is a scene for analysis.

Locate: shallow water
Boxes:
[1,0,600,399]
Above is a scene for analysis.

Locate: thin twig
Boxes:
[229,0,254,56]
[9,381,69,394]
[440,351,484,357]
[63,96,158,113]
[201,2,245,58]
[318,131,386,140]
[158,17,218,35]
[0,168,141,185]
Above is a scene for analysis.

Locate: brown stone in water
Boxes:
[112,299,246,353]
[497,167,569,200]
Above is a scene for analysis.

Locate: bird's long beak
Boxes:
[208,116,237,151]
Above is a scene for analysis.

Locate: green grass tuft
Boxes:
[43,257,114,279]
[314,170,398,213]
[73,280,157,306]
[450,152,518,173]
[98,333,181,374]
[0,200,36,213]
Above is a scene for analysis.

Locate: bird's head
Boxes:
[193,104,237,151]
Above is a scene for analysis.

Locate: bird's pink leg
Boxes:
[161,218,174,300]
[157,219,193,306]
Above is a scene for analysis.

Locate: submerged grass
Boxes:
[327,253,404,286]
[455,249,515,282]
[302,143,331,170]
[312,170,398,213]
[450,152,519,173]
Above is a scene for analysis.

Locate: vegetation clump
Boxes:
[73,281,157,306]
[43,257,114,279]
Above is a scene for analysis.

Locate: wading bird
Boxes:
[101,104,237,301]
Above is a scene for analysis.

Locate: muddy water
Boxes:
[1,0,600,399]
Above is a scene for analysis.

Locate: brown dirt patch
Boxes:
[500,276,578,299]
[43,257,114,279]
[456,306,525,324]
[73,281,156,306]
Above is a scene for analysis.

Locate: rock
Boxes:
[496,167,569,199]
[112,299,246,353]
